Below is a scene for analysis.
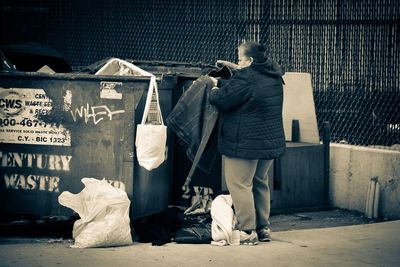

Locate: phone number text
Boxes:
[0,118,48,128]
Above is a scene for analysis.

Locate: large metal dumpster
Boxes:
[0,71,174,219]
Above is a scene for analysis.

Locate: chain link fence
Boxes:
[1,0,399,148]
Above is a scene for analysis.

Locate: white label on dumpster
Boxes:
[100,81,123,99]
[0,88,71,146]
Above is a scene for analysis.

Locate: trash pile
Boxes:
[134,187,240,246]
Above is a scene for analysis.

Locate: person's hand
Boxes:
[209,76,218,87]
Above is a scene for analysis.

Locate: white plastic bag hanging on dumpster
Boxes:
[58,178,133,248]
[135,76,167,171]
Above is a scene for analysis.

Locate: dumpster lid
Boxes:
[77,58,214,78]
[95,58,154,77]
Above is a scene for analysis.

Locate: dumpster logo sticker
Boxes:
[0,91,24,116]
[0,88,71,146]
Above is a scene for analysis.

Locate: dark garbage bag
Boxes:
[134,207,182,246]
[175,213,212,244]
[133,207,213,245]
[175,224,212,244]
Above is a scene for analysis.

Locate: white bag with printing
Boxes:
[135,76,167,171]
[58,178,133,248]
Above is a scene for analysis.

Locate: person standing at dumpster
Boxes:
[209,41,286,245]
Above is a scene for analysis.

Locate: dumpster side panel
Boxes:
[0,73,146,216]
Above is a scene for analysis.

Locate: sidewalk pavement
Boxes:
[1,219,399,267]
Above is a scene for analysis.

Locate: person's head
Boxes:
[237,42,268,68]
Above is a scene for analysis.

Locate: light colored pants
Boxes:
[223,155,273,231]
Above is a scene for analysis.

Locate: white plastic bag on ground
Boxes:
[58,178,133,248]
[211,194,240,246]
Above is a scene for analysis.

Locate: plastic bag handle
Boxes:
[141,76,164,125]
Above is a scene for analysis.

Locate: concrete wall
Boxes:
[330,144,400,219]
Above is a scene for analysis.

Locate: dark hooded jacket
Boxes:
[209,59,286,159]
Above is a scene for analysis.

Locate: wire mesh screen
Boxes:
[0,0,399,147]
[267,0,400,148]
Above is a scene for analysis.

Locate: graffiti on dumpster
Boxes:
[0,150,72,193]
[63,90,72,111]
[0,88,71,146]
[70,103,125,125]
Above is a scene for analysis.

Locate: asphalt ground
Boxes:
[0,218,399,267]
[1,209,399,267]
